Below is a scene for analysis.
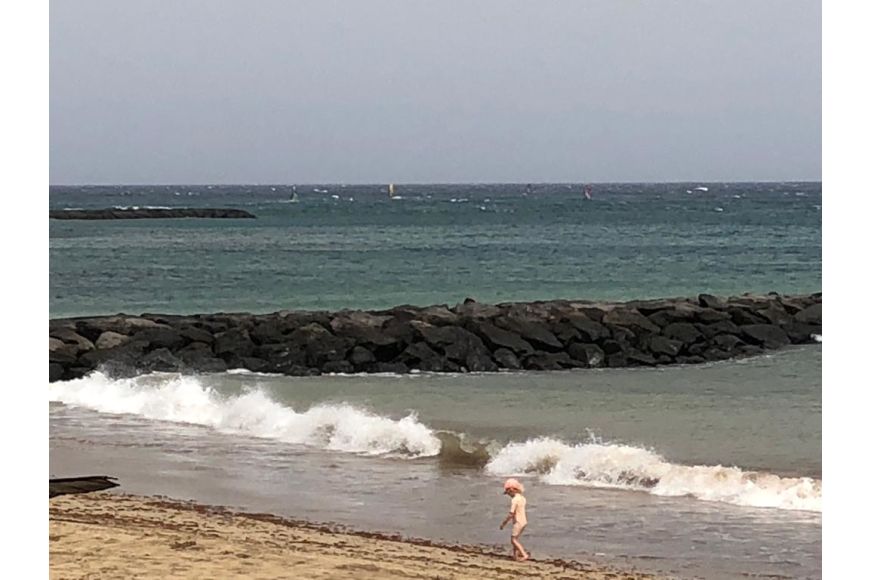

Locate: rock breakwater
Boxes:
[49,293,821,382]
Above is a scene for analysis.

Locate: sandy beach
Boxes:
[49,493,663,579]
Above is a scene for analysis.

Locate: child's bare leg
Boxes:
[511,536,529,561]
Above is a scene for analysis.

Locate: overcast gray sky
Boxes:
[50,0,821,184]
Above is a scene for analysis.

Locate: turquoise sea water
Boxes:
[49,182,820,317]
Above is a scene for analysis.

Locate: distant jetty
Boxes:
[50,208,256,220]
[49,293,821,382]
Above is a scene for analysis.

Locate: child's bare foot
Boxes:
[518,552,531,561]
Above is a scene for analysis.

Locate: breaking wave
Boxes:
[485,437,821,512]
[49,372,441,457]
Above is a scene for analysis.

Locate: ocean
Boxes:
[49,183,822,579]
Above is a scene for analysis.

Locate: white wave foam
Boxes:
[486,437,821,512]
[48,372,441,457]
[812,334,822,343]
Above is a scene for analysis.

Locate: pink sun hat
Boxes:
[503,478,525,493]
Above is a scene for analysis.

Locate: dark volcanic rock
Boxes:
[473,322,534,355]
[50,208,256,220]
[524,352,575,371]
[601,309,660,335]
[95,331,130,350]
[756,303,793,326]
[213,328,256,359]
[567,343,606,368]
[626,349,657,366]
[139,348,183,372]
[492,348,521,370]
[494,316,563,351]
[783,322,822,344]
[562,313,609,342]
[49,363,64,382]
[400,342,446,371]
[698,320,742,339]
[712,334,744,352]
[795,303,822,326]
[49,329,95,354]
[648,336,683,357]
[348,345,376,367]
[322,360,354,374]
[663,322,703,344]
[132,327,186,351]
[726,306,767,326]
[698,294,727,309]
[741,324,791,349]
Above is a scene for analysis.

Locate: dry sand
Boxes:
[50,493,666,579]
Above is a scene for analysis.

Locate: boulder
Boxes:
[698,294,727,309]
[138,348,183,372]
[48,329,95,354]
[250,320,291,345]
[348,346,376,367]
[647,304,704,327]
[131,327,186,351]
[741,324,790,349]
[418,305,460,326]
[676,355,707,365]
[465,349,498,372]
[663,322,703,344]
[452,301,502,319]
[213,328,256,359]
[322,360,354,374]
[472,322,534,355]
[601,309,660,335]
[400,342,446,371]
[562,313,609,342]
[49,363,64,382]
[756,303,793,326]
[49,346,78,365]
[567,343,605,368]
[626,349,657,366]
[712,334,743,352]
[416,324,491,366]
[74,316,163,342]
[726,307,767,326]
[239,357,271,373]
[698,320,742,339]
[492,348,521,370]
[494,316,563,351]
[524,352,575,371]
[648,336,683,357]
[606,352,628,367]
[783,322,822,344]
[95,331,130,350]
[178,325,215,345]
[795,303,822,326]
[600,339,626,355]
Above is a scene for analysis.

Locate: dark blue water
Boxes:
[49,182,821,317]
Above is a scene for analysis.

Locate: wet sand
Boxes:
[49,493,664,579]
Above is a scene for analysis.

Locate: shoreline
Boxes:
[50,492,664,579]
[49,292,822,382]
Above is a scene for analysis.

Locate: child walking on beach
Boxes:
[499,478,530,561]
